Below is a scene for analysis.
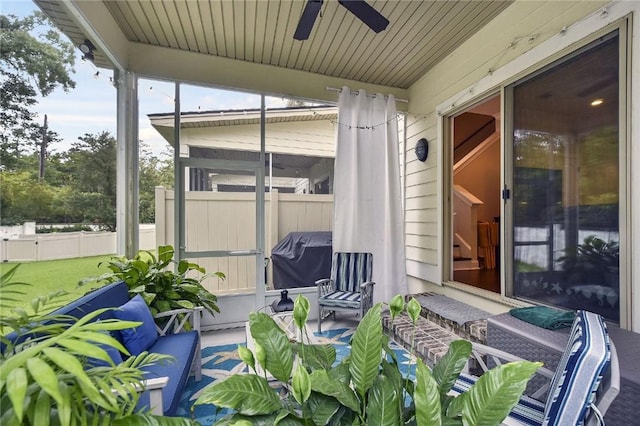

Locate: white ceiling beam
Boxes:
[61,1,130,71]
[128,43,409,109]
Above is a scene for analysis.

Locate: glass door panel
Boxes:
[510,32,620,321]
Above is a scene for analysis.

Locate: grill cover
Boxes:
[271,231,332,289]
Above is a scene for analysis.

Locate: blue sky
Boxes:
[4,1,288,156]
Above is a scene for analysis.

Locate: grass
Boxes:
[0,255,114,315]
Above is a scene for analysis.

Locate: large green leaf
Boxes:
[461,361,542,426]
[349,303,383,396]
[249,312,294,383]
[33,390,51,426]
[381,359,404,415]
[25,358,63,407]
[309,369,360,412]
[215,412,303,426]
[415,359,441,426]
[367,376,401,426]
[292,342,336,371]
[329,361,351,384]
[42,347,108,408]
[6,367,27,422]
[432,340,472,399]
[194,374,281,416]
[306,392,341,425]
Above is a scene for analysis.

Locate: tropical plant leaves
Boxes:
[306,392,341,425]
[309,369,360,412]
[432,339,472,399]
[293,342,336,371]
[194,374,281,416]
[415,359,442,426]
[349,303,383,396]
[249,312,294,382]
[367,375,401,426]
[459,361,542,426]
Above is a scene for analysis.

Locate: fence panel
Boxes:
[3,239,37,262]
[155,188,334,293]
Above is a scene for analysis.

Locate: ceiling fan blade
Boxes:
[338,0,389,33]
[294,0,324,40]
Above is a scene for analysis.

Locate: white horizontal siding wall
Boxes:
[404,0,612,297]
[181,119,336,157]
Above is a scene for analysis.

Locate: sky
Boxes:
[3,0,289,157]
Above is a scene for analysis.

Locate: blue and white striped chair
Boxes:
[316,252,374,332]
[451,310,619,426]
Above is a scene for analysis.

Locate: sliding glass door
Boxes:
[506,30,624,322]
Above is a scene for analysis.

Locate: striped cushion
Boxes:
[331,252,373,293]
[542,310,610,426]
[452,373,545,426]
[319,290,361,309]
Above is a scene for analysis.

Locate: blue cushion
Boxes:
[136,331,199,416]
[543,310,610,425]
[113,295,159,356]
[319,290,362,309]
[332,252,373,293]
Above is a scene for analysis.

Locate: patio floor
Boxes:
[200,298,486,369]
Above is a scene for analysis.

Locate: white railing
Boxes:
[453,184,482,268]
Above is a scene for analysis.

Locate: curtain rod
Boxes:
[325,86,408,103]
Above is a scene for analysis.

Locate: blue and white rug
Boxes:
[175,328,415,425]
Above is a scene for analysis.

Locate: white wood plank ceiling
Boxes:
[36,0,512,90]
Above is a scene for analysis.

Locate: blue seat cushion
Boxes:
[137,331,199,416]
[452,373,545,426]
[319,290,361,309]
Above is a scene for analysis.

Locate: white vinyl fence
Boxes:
[0,226,156,262]
[155,188,334,294]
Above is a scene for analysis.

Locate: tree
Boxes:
[139,142,173,223]
[64,132,118,229]
[0,11,76,169]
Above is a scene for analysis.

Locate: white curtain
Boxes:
[333,86,407,303]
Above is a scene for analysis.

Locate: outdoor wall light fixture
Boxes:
[415,138,429,162]
[79,39,96,62]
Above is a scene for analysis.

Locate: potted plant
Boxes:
[82,245,224,318]
[0,264,197,426]
[557,235,619,287]
[194,295,540,425]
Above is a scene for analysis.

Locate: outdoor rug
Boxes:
[175,328,415,425]
[414,293,490,325]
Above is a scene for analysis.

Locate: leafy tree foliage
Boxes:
[0,11,75,169]
[0,132,174,229]
[139,144,174,223]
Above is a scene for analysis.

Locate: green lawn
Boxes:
[0,255,115,315]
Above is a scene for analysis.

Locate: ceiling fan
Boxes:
[294,0,389,41]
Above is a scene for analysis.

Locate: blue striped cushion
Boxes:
[542,310,610,425]
[319,290,361,309]
[452,373,545,425]
[332,252,373,293]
